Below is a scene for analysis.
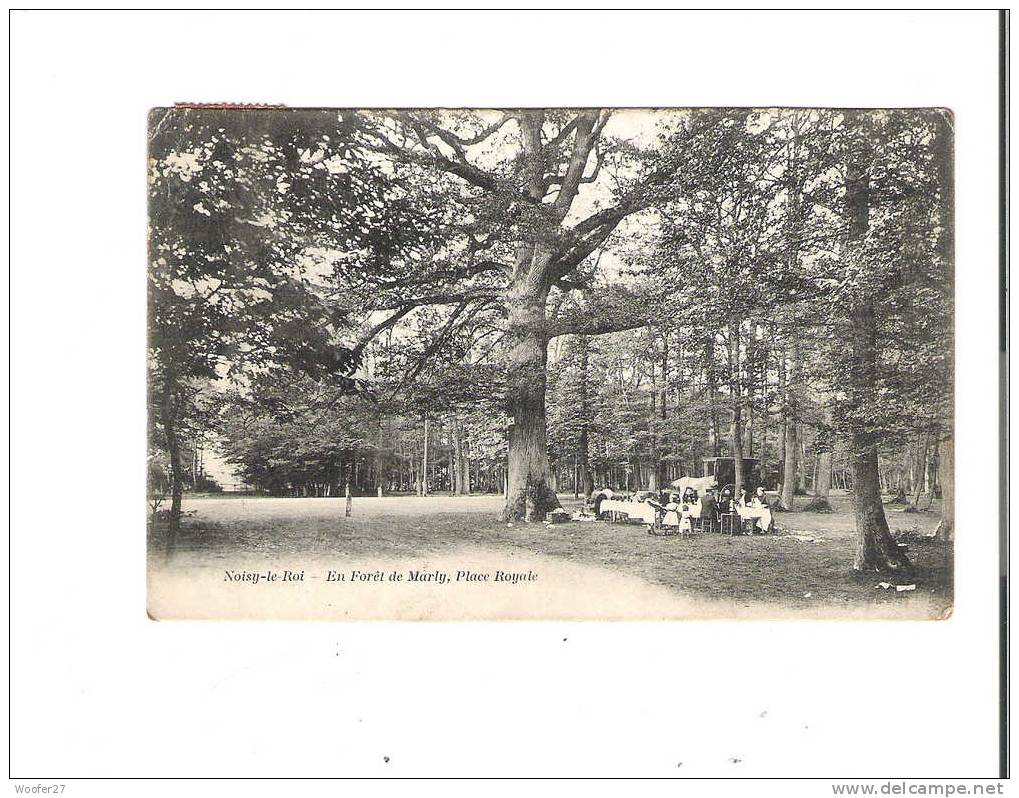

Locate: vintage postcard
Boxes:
[147,107,954,620]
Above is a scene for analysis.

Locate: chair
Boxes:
[720,513,738,536]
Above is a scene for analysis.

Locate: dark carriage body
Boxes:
[701,457,762,493]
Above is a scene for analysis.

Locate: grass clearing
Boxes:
[148,491,951,619]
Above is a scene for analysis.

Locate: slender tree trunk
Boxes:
[451,417,467,495]
[910,427,930,507]
[648,341,659,491]
[925,435,940,510]
[461,427,471,495]
[422,417,430,496]
[935,432,954,541]
[815,426,833,500]
[160,384,184,558]
[705,335,722,456]
[728,321,745,498]
[576,335,595,498]
[779,345,799,510]
[661,330,669,420]
[376,419,386,498]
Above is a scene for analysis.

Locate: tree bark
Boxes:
[376,418,386,497]
[705,335,722,456]
[935,431,954,541]
[844,115,912,576]
[728,320,745,498]
[847,306,911,576]
[450,417,470,495]
[161,386,184,559]
[815,424,833,500]
[577,335,595,498]
[910,428,930,507]
[779,346,799,510]
[421,417,429,496]
[503,279,561,521]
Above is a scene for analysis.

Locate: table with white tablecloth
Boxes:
[734,504,773,531]
[600,499,705,525]
[598,497,771,532]
[600,499,657,524]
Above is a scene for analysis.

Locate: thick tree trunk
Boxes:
[815,449,832,499]
[935,432,954,541]
[933,110,955,540]
[850,433,911,575]
[843,114,912,577]
[849,302,913,576]
[450,417,470,495]
[503,283,560,521]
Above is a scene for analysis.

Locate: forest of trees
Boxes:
[149,107,953,573]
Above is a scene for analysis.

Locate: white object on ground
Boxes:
[896,584,917,592]
[600,499,660,524]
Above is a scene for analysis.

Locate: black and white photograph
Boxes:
[11,8,1006,786]
[147,106,955,621]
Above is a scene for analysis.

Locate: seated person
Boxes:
[717,489,733,514]
[700,487,718,531]
[748,486,774,533]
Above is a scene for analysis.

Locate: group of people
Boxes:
[655,485,772,535]
[590,483,774,535]
[587,484,772,535]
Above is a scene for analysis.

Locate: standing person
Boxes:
[662,494,681,533]
[592,487,613,519]
[678,500,693,537]
[700,487,718,533]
